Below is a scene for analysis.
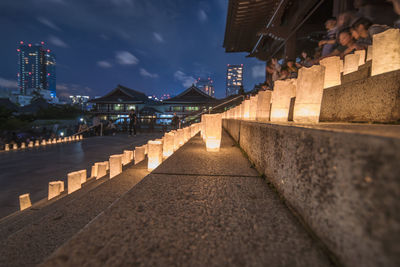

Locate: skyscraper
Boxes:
[17,41,56,97]
[196,77,215,97]
[226,64,243,97]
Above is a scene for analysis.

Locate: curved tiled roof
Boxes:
[90,85,157,104]
[162,85,218,104]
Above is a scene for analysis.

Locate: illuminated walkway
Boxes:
[0,133,162,218]
[42,132,334,266]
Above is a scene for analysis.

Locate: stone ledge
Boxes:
[223,119,400,267]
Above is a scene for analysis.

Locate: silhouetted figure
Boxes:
[172,113,180,130]
[129,109,137,136]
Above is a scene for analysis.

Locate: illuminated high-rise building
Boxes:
[196,77,215,97]
[226,64,243,97]
[17,41,56,97]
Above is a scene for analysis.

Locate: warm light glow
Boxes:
[67,171,81,194]
[243,100,250,119]
[19,193,31,211]
[163,132,174,158]
[148,140,163,171]
[48,181,63,200]
[354,50,365,66]
[206,137,221,152]
[109,154,123,179]
[249,95,258,120]
[293,65,325,123]
[270,79,296,122]
[256,90,272,122]
[372,29,400,76]
[343,53,360,75]
[204,114,222,152]
[320,56,341,88]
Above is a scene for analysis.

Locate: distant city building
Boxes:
[226,64,243,97]
[70,95,90,110]
[17,41,56,97]
[196,77,215,97]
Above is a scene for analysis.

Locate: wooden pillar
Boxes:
[285,34,296,60]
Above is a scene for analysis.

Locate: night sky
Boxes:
[0,0,266,100]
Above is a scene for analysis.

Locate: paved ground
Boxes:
[0,132,162,218]
[42,132,335,267]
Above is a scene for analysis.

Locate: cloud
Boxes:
[174,71,196,88]
[153,32,164,43]
[140,68,158,78]
[56,83,93,98]
[99,33,109,40]
[115,51,139,65]
[198,9,208,23]
[252,65,265,79]
[97,60,113,68]
[37,17,61,31]
[48,35,69,47]
[0,77,18,89]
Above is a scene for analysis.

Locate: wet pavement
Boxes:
[0,133,162,218]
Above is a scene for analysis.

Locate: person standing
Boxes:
[172,113,180,130]
[129,109,137,136]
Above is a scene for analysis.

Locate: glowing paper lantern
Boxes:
[21,142,26,149]
[52,138,57,144]
[354,50,366,66]
[372,29,400,76]
[204,114,222,152]
[343,53,360,75]
[13,143,18,150]
[109,154,123,179]
[134,146,146,163]
[78,169,87,184]
[163,132,174,158]
[177,129,184,146]
[103,161,109,170]
[249,95,258,120]
[35,140,39,146]
[340,59,344,73]
[57,138,62,143]
[256,90,272,122]
[172,130,180,151]
[48,181,63,200]
[47,139,52,144]
[19,193,31,211]
[63,137,68,142]
[96,162,107,179]
[148,140,163,171]
[183,127,191,142]
[320,56,341,88]
[293,65,325,123]
[4,144,9,151]
[68,137,72,141]
[91,164,97,178]
[67,171,81,194]
[79,135,83,140]
[28,141,33,148]
[366,45,373,61]
[270,79,297,122]
[190,125,196,137]
[123,150,133,165]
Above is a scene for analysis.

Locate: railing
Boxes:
[73,123,103,137]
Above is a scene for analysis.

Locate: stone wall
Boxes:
[223,119,400,267]
[320,69,400,122]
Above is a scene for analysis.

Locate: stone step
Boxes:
[0,159,150,267]
[223,119,400,267]
[40,132,335,267]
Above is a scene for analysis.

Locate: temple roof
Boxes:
[162,85,218,104]
[89,85,157,104]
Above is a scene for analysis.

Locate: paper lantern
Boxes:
[68,136,72,141]
[4,144,9,151]
[47,139,52,144]
[204,114,222,152]
[21,142,26,149]
[134,146,146,164]
[293,65,325,123]
[249,95,258,120]
[28,141,33,148]
[67,171,81,194]
[57,138,62,143]
[177,129,184,146]
[343,54,360,75]
[183,127,191,143]
[163,132,174,158]
[372,29,400,76]
[366,45,373,61]
[19,193,31,211]
[256,90,272,122]
[270,79,297,122]
[96,162,107,179]
[78,169,87,184]
[320,56,341,88]
[48,181,63,200]
[35,140,39,146]
[109,154,123,179]
[148,140,163,171]
[52,138,57,144]
[103,161,109,170]
[123,150,133,165]
[340,59,344,73]
[63,137,68,142]
[13,143,18,150]
[354,50,366,66]
[91,164,98,178]
[190,124,196,137]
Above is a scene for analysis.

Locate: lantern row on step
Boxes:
[3,135,83,151]
[221,29,400,124]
